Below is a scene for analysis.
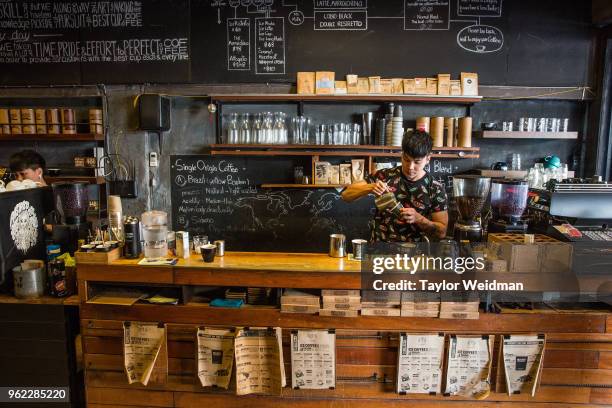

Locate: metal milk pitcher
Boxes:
[329,234,346,258]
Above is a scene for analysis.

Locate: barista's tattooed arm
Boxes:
[415,211,448,240]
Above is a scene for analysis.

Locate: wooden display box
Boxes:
[487,234,572,274]
[75,247,121,264]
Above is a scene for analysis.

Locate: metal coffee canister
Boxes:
[123,216,142,259]
[48,257,69,297]
[329,234,346,258]
[213,240,225,257]
[351,239,367,260]
[13,265,46,299]
[176,231,190,259]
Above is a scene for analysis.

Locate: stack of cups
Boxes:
[430,117,445,147]
[389,105,404,146]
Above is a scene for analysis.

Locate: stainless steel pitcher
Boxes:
[329,234,346,258]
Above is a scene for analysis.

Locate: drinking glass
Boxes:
[192,235,209,254]
[351,123,361,145]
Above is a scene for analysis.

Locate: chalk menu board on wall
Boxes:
[170,155,374,253]
[0,0,592,86]
[0,0,190,85]
[169,155,473,252]
[192,0,591,86]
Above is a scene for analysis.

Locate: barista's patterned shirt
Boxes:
[365,167,448,242]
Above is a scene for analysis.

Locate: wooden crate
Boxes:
[75,247,121,265]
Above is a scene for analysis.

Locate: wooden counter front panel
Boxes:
[81,317,612,407]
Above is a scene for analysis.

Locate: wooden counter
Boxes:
[79,252,363,289]
[77,252,612,408]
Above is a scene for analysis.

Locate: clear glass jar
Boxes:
[141,210,168,259]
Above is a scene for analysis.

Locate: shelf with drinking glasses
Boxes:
[209,144,479,159]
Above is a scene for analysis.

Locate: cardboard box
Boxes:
[362,290,401,303]
[400,309,439,317]
[322,289,360,297]
[439,311,480,320]
[440,301,480,313]
[329,165,340,184]
[414,77,427,94]
[402,78,416,94]
[322,303,361,310]
[297,72,315,94]
[322,295,361,304]
[319,308,359,317]
[368,76,382,93]
[335,80,347,95]
[361,307,401,316]
[357,77,370,94]
[380,79,393,94]
[346,74,359,93]
[281,304,320,314]
[401,291,441,302]
[460,72,479,96]
[281,289,320,306]
[450,80,462,96]
[361,301,400,308]
[315,71,335,94]
[426,78,438,95]
[437,74,451,95]
[391,78,404,94]
[400,301,441,311]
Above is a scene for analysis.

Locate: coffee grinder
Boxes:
[453,175,491,242]
[51,182,90,254]
[488,179,529,233]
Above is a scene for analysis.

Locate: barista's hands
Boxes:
[399,207,421,224]
[371,180,389,196]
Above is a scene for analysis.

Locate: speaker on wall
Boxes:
[138,94,171,131]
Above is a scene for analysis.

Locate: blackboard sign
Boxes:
[191,0,591,86]
[170,155,374,253]
[0,0,190,85]
[0,0,592,86]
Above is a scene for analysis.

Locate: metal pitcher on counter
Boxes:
[329,234,346,258]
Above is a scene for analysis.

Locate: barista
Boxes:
[9,150,47,186]
[342,130,448,242]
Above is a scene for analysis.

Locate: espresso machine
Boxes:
[488,179,529,233]
[453,175,491,242]
[51,182,90,254]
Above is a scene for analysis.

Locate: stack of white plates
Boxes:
[388,117,403,146]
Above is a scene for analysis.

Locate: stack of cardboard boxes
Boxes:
[319,289,361,317]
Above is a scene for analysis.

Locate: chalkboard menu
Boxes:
[170,155,374,253]
[0,0,592,86]
[0,0,190,84]
[191,0,591,86]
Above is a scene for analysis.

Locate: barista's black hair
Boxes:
[9,150,46,172]
[402,130,433,159]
